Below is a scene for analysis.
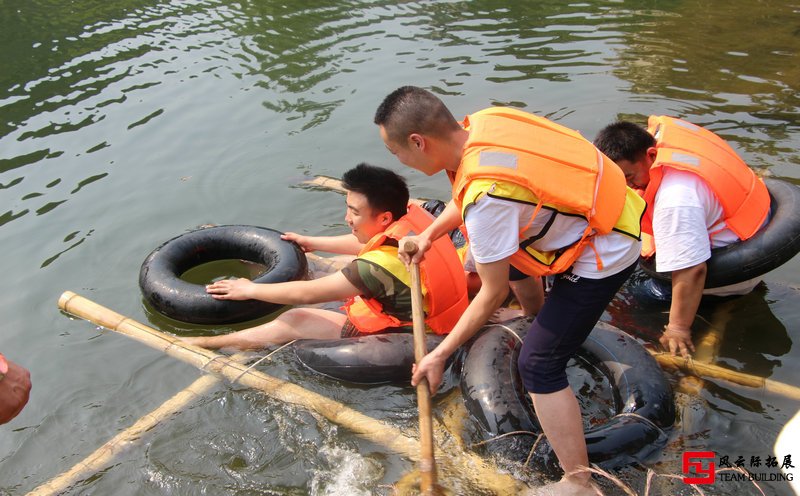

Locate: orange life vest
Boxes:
[451,107,638,277]
[342,204,468,335]
[640,115,770,257]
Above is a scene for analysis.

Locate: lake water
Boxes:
[2,1,800,495]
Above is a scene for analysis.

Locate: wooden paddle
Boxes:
[403,240,439,494]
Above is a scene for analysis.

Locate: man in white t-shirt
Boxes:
[594,119,769,358]
[375,86,644,495]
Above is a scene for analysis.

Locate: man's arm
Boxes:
[0,354,31,424]
[282,232,363,255]
[411,257,510,393]
[650,171,720,358]
[661,262,706,357]
[399,199,462,265]
[206,271,361,305]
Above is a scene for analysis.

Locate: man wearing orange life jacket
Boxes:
[184,163,467,351]
[375,86,645,495]
[594,116,770,359]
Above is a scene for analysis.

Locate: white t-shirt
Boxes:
[653,168,760,295]
[463,187,641,279]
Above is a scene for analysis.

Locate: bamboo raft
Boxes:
[37,291,526,495]
[34,176,800,493]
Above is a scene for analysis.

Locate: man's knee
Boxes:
[518,349,570,394]
[276,308,310,327]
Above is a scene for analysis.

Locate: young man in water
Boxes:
[374,86,644,495]
[594,118,770,359]
[184,163,466,350]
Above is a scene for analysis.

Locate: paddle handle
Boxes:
[404,241,430,363]
[403,240,438,492]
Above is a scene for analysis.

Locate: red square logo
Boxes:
[683,451,716,484]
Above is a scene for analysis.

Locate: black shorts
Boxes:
[509,264,529,281]
[517,262,637,394]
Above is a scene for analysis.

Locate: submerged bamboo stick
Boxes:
[56,291,525,494]
[650,352,800,401]
[692,298,736,364]
[28,368,229,495]
[301,176,425,205]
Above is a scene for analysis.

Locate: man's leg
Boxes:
[510,275,545,316]
[530,388,593,489]
[183,308,347,350]
[519,264,636,493]
[519,317,595,492]
[491,271,545,322]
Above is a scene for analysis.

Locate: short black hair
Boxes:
[593,121,656,163]
[341,163,409,222]
[374,86,461,145]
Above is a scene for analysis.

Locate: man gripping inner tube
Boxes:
[174,163,467,351]
[594,116,800,358]
[139,225,308,324]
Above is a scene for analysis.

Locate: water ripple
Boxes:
[4,2,800,495]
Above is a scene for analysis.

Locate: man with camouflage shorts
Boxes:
[184,163,467,350]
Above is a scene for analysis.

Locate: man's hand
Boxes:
[0,355,31,424]
[411,351,446,395]
[206,278,255,300]
[281,232,313,252]
[659,324,695,358]
[398,235,431,266]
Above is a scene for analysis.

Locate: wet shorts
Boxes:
[340,319,362,338]
[340,319,411,338]
[517,262,637,394]
[509,264,528,281]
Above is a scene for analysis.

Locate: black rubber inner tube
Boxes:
[641,178,800,288]
[139,225,307,324]
[292,332,448,384]
[421,199,467,248]
[461,318,674,471]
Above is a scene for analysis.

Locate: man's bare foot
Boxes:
[523,477,600,496]
[488,307,525,323]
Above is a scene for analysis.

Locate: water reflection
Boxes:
[2,0,800,494]
[605,0,800,168]
[40,229,94,268]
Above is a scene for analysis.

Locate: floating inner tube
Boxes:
[293,332,448,384]
[641,178,800,288]
[139,225,307,324]
[420,199,467,248]
[461,318,674,471]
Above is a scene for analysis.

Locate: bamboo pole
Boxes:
[404,241,439,494]
[692,298,736,364]
[27,354,243,496]
[56,291,525,494]
[301,176,425,206]
[650,352,800,401]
